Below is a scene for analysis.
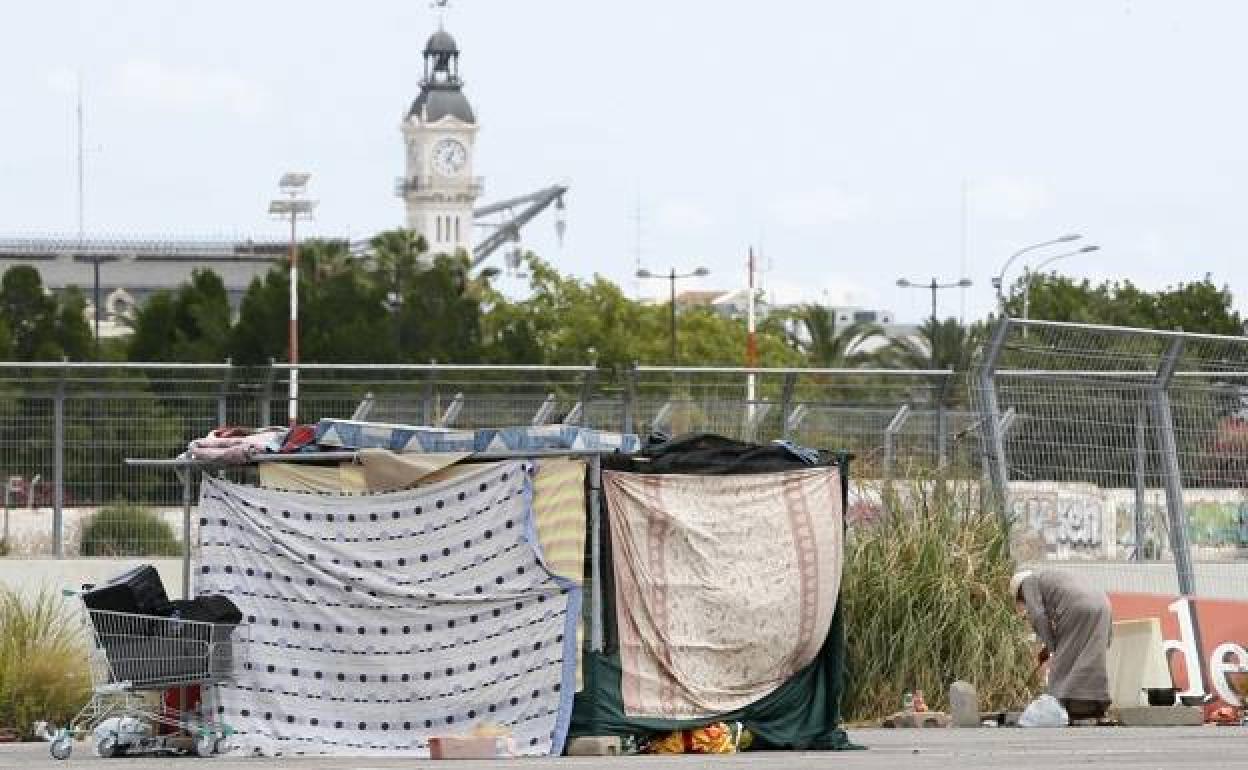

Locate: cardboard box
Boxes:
[428,735,512,760]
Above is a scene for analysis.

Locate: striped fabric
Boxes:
[531,458,587,690]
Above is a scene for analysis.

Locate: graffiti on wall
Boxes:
[1009,483,1110,560]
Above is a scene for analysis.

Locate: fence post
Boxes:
[260,359,275,427]
[53,368,65,559]
[1133,402,1148,562]
[217,358,232,427]
[577,367,597,428]
[422,361,438,427]
[621,362,637,435]
[779,373,797,441]
[936,374,951,469]
[1151,339,1196,596]
[977,319,1012,526]
[884,404,911,479]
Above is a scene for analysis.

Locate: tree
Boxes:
[53,287,93,361]
[1006,274,1245,335]
[0,266,92,360]
[128,269,232,362]
[0,266,61,360]
[482,254,799,370]
[782,304,887,368]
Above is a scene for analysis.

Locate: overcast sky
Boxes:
[2,0,1246,323]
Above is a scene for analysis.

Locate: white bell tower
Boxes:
[399,25,481,255]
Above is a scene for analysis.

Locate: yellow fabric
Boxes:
[258,463,369,494]
[532,458,587,691]
[532,458,587,581]
[647,723,740,754]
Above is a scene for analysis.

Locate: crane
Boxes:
[472,184,567,270]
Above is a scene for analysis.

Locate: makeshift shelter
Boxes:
[127,425,852,756]
[570,434,854,751]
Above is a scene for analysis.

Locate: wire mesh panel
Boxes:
[974,319,1248,594]
[630,367,966,478]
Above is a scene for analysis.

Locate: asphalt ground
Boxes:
[3,726,1246,769]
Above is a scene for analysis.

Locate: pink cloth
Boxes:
[604,467,843,718]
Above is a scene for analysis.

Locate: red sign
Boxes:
[1109,593,1248,706]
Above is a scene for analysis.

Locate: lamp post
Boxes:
[896,276,973,325]
[1023,244,1099,322]
[269,172,317,426]
[637,265,710,364]
[992,234,1082,313]
[79,252,135,358]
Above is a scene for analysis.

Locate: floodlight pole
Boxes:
[288,204,299,427]
[271,173,316,427]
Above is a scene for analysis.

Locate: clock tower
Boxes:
[399,25,481,255]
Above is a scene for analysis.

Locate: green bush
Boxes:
[841,477,1040,722]
[0,588,90,739]
[79,504,182,557]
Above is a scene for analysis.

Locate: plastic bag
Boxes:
[1018,694,1068,727]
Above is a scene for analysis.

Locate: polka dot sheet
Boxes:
[195,460,579,757]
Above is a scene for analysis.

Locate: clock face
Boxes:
[431,138,467,176]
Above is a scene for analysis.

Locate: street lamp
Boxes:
[1023,244,1099,322]
[269,172,317,426]
[896,276,973,325]
[637,265,710,364]
[992,234,1082,311]
[79,251,134,357]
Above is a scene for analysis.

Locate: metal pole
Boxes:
[622,362,636,435]
[669,269,677,364]
[779,373,797,441]
[929,278,937,325]
[978,319,1012,525]
[53,375,65,558]
[288,210,299,426]
[936,373,951,469]
[1134,402,1148,562]
[260,358,275,427]
[217,358,232,428]
[180,466,193,600]
[588,454,604,653]
[884,403,911,480]
[1151,339,1195,595]
[92,258,101,356]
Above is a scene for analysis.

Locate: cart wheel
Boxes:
[50,735,72,761]
[194,732,218,757]
[94,733,118,759]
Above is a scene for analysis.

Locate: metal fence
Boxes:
[5,321,1247,600]
[0,361,972,558]
[975,318,1248,596]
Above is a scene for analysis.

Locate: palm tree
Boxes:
[783,303,888,368]
[883,317,988,372]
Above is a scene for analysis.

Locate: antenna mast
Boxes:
[77,72,84,246]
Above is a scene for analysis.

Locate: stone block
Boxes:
[565,736,623,756]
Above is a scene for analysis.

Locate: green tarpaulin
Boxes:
[570,438,857,751]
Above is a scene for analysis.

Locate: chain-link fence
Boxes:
[974,318,1248,596]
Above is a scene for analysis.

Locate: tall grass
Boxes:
[841,476,1039,721]
[0,588,91,738]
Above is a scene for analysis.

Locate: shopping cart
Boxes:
[43,589,247,760]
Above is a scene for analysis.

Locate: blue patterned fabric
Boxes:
[313,420,640,454]
[195,461,580,757]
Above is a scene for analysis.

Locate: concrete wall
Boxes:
[0,558,184,601]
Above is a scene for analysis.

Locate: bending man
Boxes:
[1010,569,1112,721]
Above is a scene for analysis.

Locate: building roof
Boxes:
[408,87,475,124]
[425,28,459,54]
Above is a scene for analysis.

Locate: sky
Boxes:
[2,0,1247,324]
